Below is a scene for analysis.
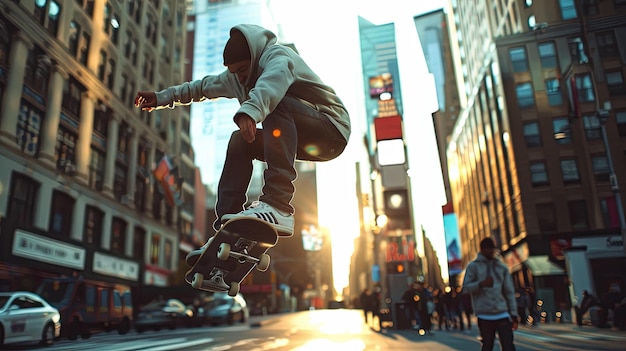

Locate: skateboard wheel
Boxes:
[217,243,231,260]
[228,281,240,297]
[191,273,204,289]
[257,254,270,272]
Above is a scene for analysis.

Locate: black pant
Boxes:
[477,317,516,351]
[574,305,589,326]
[215,96,346,228]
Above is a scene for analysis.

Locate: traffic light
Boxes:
[386,262,405,274]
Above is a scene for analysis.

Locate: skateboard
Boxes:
[185,217,278,296]
[152,155,183,207]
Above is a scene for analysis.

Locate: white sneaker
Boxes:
[221,201,294,236]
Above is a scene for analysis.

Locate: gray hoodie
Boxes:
[154,24,351,142]
[462,253,518,318]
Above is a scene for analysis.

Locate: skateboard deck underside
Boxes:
[185,217,278,293]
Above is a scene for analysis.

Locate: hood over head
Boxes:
[226,24,278,87]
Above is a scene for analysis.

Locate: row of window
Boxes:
[508,30,624,108]
[523,111,626,147]
[8,173,175,269]
[514,71,625,109]
[35,0,178,106]
[526,0,626,21]
[535,196,620,233]
[529,155,611,187]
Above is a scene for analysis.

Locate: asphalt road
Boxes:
[3,309,625,350]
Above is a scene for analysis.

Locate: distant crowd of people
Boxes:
[574,283,626,331]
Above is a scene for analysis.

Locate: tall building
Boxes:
[0,0,199,294]
[443,0,626,321]
[414,9,463,285]
[354,16,433,312]
[186,0,279,193]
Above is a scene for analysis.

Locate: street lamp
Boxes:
[597,108,626,252]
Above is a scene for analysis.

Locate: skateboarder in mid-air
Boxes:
[135,24,351,265]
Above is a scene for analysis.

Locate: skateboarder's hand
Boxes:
[235,113,256,143]
[134,91,157,112]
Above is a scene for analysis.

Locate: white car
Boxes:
[0,291,61,346]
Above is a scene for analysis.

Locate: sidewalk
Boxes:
[522,321,626,339]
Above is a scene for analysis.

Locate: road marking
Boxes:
[137,337,215,351]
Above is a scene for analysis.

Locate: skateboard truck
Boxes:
[198,267,230,291]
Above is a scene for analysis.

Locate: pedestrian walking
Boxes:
[456,286,473,332]
[574,290,598,327]
[462,237,519,351]
[359,288,375,325]
[135,24,351,265]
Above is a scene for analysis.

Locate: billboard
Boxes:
[443,204,462,276]
[369,73,393,98]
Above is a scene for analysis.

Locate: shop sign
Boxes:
[572,235,624,251]
[93,252,139,281]
[12,230,85,270]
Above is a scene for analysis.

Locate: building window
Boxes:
[509,47,529,72]
[538,42,558,69]
[591,154,610,182]
[582,114,601,140]
[98,50,107,82]
[596,31,618,57]
[113,163,127,201]
[111,217,127,255]
[546,78,563,106]
[523,122,541,147]
[62,78,84,118]
[84,205,103,246]
[68,21,80,56]
[606,70,625,95]
[78,31,90,65]
[568,200,589,230]
[150,234,160,265]
[582,0,599,15]
[93,108,109,137]
[516,82,535,108]
[575,73,595,102]
[105,58,115,90]
[164,239,173,270]
[536,203,557,232]
[530,161,549,186]
[616,110,626,136]
[123,32,138,65]
[553,118,571,144]
[133,227,146,262]
[55,126,77,174]
[561,158,580,184]
[600,196,620,228]
[89,147,105,192]
[559,0,578,20]
[34,0,61,37]
[7,173,39,226]
[568,37,588,64]
[24,48,49,96]
[16,102,43,157]
[49,190,74,237]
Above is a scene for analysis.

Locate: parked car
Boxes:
[134,299,194,332]
[37,277,132,339]
[0,291,61,346]
[203,292,249,325]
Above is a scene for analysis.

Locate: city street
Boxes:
[3,309,625,351]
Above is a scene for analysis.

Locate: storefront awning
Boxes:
[524,255,565,276]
